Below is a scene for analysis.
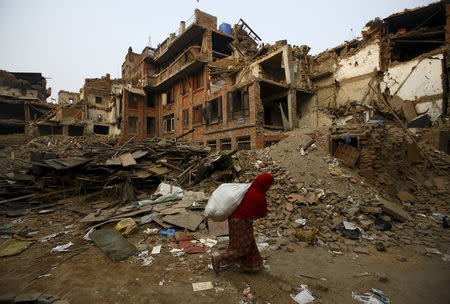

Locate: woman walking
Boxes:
[212,173,273,273]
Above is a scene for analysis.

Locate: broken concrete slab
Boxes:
[118,153,136,167]
[90,226,137,262]
[353,246,369,255]
[162,212,203,231]
[381,200,411,222]
[396,191,416,204]
[13,293,42,303]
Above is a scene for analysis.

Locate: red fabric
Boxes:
[231,173,273,219]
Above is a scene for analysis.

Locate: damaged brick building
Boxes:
[51,2,449,152]
[0,70,54,135]
[119,9,313,149]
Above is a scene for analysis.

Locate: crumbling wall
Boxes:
[380,53,444,121]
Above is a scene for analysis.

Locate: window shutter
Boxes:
[228,92,234,118]
[243,90,249,116]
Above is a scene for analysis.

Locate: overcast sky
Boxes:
[0,0,435,102]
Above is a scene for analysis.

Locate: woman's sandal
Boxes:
[211,256,220,274]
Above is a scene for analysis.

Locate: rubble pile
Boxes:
[0,137,210,202]
[215,127,450,254]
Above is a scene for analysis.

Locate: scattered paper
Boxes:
[40,231,68,242]
[200,238,218,248]
[343,221,358,230]
[192,281,213,292]
[137,250,154,266]
[38,209,55,214]
[291,285,315,304]
[151,245,162,254]
[295,218,307,226]
[51,242,74,253]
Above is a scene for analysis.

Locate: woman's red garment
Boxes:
[215,218,263,271]
[231,173,273,219]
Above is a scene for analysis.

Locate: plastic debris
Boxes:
[114,218,137,236]
[50,242,74,253]
[83,228,95,241]
[40,231,69,242]
[291,284,315,304]
[136,250,154,266]
[352,288,390,304]
[242,285,257,302]
[144,228,160,235]
[159,228,176,236]
[295,218,307,226]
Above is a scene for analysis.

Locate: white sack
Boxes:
[203,183,251,221]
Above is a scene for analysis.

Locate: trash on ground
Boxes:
[114,218,137,236]
[291,284,315,304]
[50,242,74,253]
[192,281,213,292]
[352,288,390,304]
[151,245,162,254]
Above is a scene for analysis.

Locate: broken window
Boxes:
[205,97,222,125]
[181,77,189,95]
[129,93,138,109]
[164,114,175,132]
[260,82,289,129]
[128,116,138,134]
[146,117,155,135]
[237,136,251,150]
[260,52,286,83]
[264,140,280,148]
[167,86,175,104]
[192,70,204,90]
[220,138,232,151]
[182,109,189,127]
[95,96,102,104]
[38,125,63,136]
[0,102,25,120]
[193,105,203,125]
[146,94,155,108]
[93,125,109,135]
[228,88,249,119]
[212,31,233,60]
[207,140,217,152]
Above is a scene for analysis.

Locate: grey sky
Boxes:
[0,0,435,102]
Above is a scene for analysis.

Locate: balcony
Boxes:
[145,46,208,91]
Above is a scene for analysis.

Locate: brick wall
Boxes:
[195,9,217,29]
[122,90,158,140]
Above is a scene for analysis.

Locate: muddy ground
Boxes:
[0,206,449,304]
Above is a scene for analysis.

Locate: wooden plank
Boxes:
[118,153,136,167]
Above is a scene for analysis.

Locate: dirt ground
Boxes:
[1,206,449,304]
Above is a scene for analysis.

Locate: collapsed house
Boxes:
[306,1,448,129]
[0,70,53,135]
[55,74,125,136]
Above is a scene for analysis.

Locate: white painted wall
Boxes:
[381,54,443,100]
[380,54,443,121]
[335,41,380,81]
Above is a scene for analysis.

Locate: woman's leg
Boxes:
[216,218,253,266]
[239,224,263,271]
